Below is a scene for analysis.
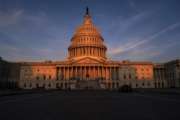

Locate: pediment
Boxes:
[77,58,100,64]
[69,57,106,65]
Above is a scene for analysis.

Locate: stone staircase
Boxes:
[76,80,101,90]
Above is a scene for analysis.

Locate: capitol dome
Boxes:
[68,7,107,60]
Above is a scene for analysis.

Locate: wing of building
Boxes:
[154,60,180,88]
[18,8,154,90]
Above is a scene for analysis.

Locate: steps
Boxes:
[76,80,101,89]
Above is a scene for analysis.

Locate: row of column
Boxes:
[76,37,101,44]
[69,47,106,58]
[57,66,123,81]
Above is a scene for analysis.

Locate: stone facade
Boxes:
[19,60,154,89]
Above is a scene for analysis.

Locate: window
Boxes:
[48,83,51,87]
[158,82,160,88]
[43,75,46,80]
[49,75,51,80]
[36,84,39,88]
[29,83,32,87]
[36,76,39,80]
[56,83,59,88]
[124,75,126,80]
[116,83,119,88]
[162,82,164,88]
[112,83,115,88]
[64,83,67,88]
[109,83,111,88]
[154,82,157,88]
[43,84,45,88]
[24,83,26,88]
[129,74,131,79]
[176,64,180,68]
[142,83,144,86]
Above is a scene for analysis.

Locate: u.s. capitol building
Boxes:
[19,8,154,90]
[1,8,179,90]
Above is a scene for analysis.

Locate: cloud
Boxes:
[128,0,138,12]
[112,49,161,61]
[0,9,23,27]
[148,22,180,40]
[0,9,67,61]
[109,22,180,57]
[109,11,149,33]
[129,50,161,57]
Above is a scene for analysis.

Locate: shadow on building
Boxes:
[0,57,20,89]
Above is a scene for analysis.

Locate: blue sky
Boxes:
[0,0,180,62]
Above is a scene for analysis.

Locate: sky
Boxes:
[0,0,180,62]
